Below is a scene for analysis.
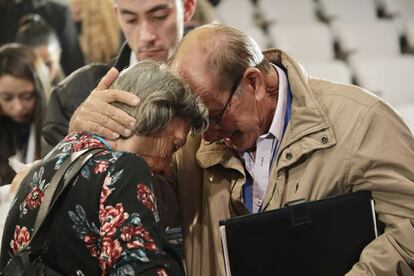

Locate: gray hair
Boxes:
[111,60,209,136]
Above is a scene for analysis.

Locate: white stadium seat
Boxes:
[318,0,377,22]
[269,22,335,62]
[378,0,414,19]
[352,56,414,108]
[259,0,317,24]
[216,0,256,31]
[405,19,414,50]
[336,20,401,60]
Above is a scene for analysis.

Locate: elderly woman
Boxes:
[0,60,208,275]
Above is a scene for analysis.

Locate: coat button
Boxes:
[321,136,329,144]
[285,152,293,160]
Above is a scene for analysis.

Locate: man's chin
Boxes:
[137,51,166,62]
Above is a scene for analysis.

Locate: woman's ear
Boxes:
[242,67,265,100]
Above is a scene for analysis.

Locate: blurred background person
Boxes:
[69,0,121,63]
[185,0,219,32]
[0,0,84,75]
[16,14,65,86]
[0,44,50,186]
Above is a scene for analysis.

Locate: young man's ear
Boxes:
[183,0,197,24]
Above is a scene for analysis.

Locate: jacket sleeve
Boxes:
[346,101,414,275]
[41,85,73,156]
[41,64,109,156]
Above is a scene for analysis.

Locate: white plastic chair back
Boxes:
[336,20,400,59]
[318,0,377,22]
[353,56,414,108]
[259,0,317,24]
[269,22,334,62]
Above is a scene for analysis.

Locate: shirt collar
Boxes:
[260,64,289,142]
[129,52,138,66]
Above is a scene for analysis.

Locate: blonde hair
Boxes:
[78,0,120,63]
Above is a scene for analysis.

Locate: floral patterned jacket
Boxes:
[0,132,184,276]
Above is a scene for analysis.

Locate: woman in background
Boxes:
[16,14,65,86]
[0,44,49,186]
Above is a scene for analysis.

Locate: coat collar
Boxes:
[196,140,245,173]
[263,49,333,146]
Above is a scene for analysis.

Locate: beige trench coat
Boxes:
[171,49,414,276]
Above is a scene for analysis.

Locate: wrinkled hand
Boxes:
[69,67,140,139]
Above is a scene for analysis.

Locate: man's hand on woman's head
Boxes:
[68,67,140,139]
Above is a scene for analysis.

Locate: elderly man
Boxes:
[64,24,414,276]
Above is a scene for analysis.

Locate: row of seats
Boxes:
[216,0,414,52]
[215,0,414,133]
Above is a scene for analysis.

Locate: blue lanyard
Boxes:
[93,134,112,149]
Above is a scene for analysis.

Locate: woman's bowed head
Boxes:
[0,43,49,185]
[105,60,209,175]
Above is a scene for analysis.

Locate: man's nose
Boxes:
[139,20,157,42]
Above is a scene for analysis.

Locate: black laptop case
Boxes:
[219,191,378,276]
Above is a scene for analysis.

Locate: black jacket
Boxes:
[41,42,131,156]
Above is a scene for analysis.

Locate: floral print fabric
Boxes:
[0,132,183,275]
